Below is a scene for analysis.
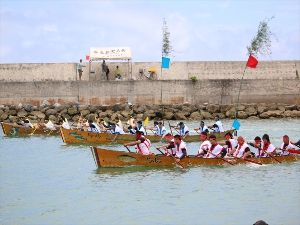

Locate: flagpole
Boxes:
[235,64,247,119]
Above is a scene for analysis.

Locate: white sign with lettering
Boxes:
[89,47,132,60]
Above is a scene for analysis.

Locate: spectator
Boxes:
[77,59,85,80]
[115,65,122,80]
[101,60,107,79]
[105,66,110,80]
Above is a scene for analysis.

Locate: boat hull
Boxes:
[91,147,299,168]
[1,122,59,136]
[60,127,233,145]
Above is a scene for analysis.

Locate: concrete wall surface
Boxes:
[0,60,299,81]
[0,79,299,106]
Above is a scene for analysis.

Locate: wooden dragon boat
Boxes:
[1,122,60,136]
[91,147,299,168]
[60,127,234,145]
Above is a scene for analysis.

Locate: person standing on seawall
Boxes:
[101,60,109,80]
[77,59,85,80]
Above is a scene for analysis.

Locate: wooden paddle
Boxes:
[156,147,185,169]
[167,121,174,136]
[124,146,132,153]
[110,134,119,143]
[29,126,37,135]
[232,155,262,165]
[207,150,235,165]
[261,149,282,163]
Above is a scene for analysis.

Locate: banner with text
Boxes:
[90,47,132,60]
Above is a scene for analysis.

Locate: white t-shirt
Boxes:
[114,125,125,134]
[280,142,295,155]
[234,142,250,158]
[136,137,151,155]
[198,140,211,155]
[215,121,224,132]
[156,126,167,136]
[198,125,209,133]
[205,144,223,158]
[179,125,189,136]
[138,126,146,135]
[175,141,187,158]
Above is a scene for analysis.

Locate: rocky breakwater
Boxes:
[0,102,299,124]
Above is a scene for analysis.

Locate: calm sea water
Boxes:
[0,119,300,225]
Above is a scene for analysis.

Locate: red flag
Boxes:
[86,55,90,60]
[246,55,258,68]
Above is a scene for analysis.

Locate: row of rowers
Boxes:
[18,115,224,136]
[124,131,299,160]
[69,116,225,136]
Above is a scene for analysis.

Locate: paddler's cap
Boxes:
[178,122,184,125]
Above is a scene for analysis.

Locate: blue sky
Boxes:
[0,0,299,63]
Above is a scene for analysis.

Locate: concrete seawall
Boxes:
[1,61,299,81]
[0,79,299,106]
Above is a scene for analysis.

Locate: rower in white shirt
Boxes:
[177,122,190,138]
[111,123,125,134]
[194,121,209,133]
[156,122,167,136]
[224,132,238,156]
[279,135,296,156]
[209,115,224,133]
[259,134,276,157]
[205,135,224,158]
[173,135,188,160]
[233,136,252,159]
[197,131,211,157]
[136,121,146,135]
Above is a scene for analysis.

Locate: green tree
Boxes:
[247,17,274,56]
[162,18,172,57]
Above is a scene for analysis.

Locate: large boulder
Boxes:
[9,115,18,122]
[120,110,131,119]
[48,115,58,123]
[31,111,46,119]
[236,105,246,111]
[133,105,146,114]
[285,105,298,111]
[245,106,257,116]
[80,109,90,116]
[67,107,78,116]
[174,112,187,120]
[112,103,125,112]
[285,110,300,118]
[237,111,248,119]
[0,113,8,120]
[220,105,232,113]
[257,105,268,114]
[8,110,17,116]
[45,108,58,116]
[207,104,220,113]
[225,108,236,119]
[41,100,50,107]
[259,110,283,119]
[17,110,28,118]
[200,111,213,119]
[268,103,278,111]
[163,111,174,120]
[190,111,202,120]
[144,110,156,118]
[89,106,98,113]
